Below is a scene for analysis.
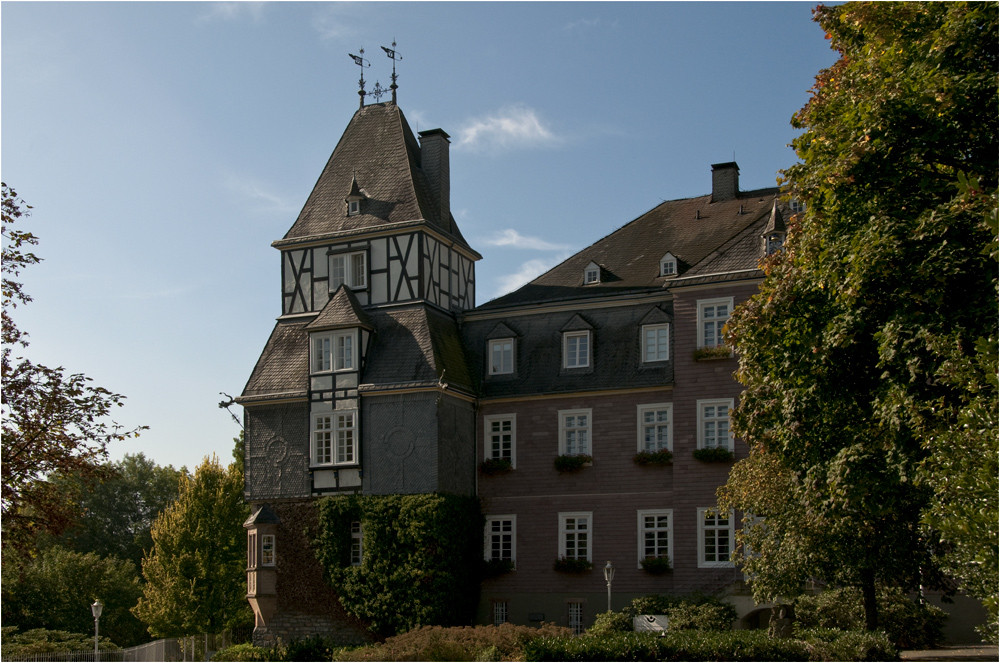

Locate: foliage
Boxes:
[553,556,593,574]
[591,593,737,634]
[1,184,147,550]
[1,545,146,647]
[522,628,895,662]
[479,458,512,475]
[0,626,119,657]
[633,449,673,465]
[693,346,732,361]
[133,455,251,637]
[314,493,483,637]
[639,556,672,574]
[44,453,185,569]
[795,586,946,649]
[284,635,337,662]
[332,623,572,662]
[480,558,514,578]
[211,642,277,662]
[691,447,734,463]
[554,454,592,472]
[719,1,998,631]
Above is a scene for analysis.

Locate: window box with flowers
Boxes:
[481,558,515,579]
[480,458,513,475]
[554,454,593,472]
[692,447,735,462]
[693,345,733,361]
[640,556,673,575]
[633,449,673,466]
[553,557,593,574]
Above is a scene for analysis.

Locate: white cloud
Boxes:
[196,2,265,24]
[562,17,619,32]
[311,4,367,40]
[224,173,298,215]
[493,258,559,298]
[482,229,571,252]
[455,105,560,152]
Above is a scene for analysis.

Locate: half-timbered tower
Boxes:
[238,101,481,642]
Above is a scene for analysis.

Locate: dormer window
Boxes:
[347,199,361,216]
[584,262,601,285]
[660,252,678,277]
[765,233,785,255]
[345,173,365,217]
[789,199,806,214]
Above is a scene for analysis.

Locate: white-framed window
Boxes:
[484,515,516,565]
[489,338,514,375]
[558,409,591,456]
[347,199,361,216]
[261,534,276,566]
[697,297,733,348]
[660,252,677,277]
[563,331,590,369]
[313,415,333,465]
[584,262,600,285]
[789,199,806,214]
[247,531,258,569]
[484,415,516,466]
[313,411,357,465]
[637,509,672,568]
[637,404,672,452]
[311,331,356,373]
[568,601,585,635]
[697,399,733,451]
[698,508,734,568]
[493,601,509,626]
[642,323,670,362]
[350,521,363,566]
[330,250,367,290]
[559,512,592,562]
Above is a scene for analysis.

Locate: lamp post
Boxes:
[603,561,615,613]
[91,599,103,662]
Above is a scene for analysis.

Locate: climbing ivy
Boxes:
[314,493,483,637]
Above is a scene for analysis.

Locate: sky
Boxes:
[2,1,840,471]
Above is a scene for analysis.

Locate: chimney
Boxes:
[711,162,740,202]
[418,128,451,224]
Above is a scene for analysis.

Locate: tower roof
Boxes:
[278,103,472,252]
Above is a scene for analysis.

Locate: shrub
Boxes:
[794,586,945,649]
[639,556,672,574]
[588,610,633,635]
[285,635,337,661]
[692,447,735,462]
[0,626,119,658]
[633,449,673,465]
[333,623,572,662]
[628,592,737,631]
[211,642,275,661]
[795,627,897,662]
[553,556,593,573]
[554,454,592,472]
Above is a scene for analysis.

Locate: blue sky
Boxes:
[2,1,839,470]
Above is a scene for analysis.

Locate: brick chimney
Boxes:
[418,128,450,224]
[711,162,740,202]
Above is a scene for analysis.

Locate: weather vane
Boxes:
[349,48,370,108]
[381,40,402,104]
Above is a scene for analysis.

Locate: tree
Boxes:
[132,455,251,637]
[0,546,146,647]
[2,183,146,549]
[47,453,185,569]
[719,2,997,632]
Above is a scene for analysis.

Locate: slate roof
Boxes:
[278,103,472,251]
[305,286,374,332]
[478,188,784,309]
[239,320,310,404]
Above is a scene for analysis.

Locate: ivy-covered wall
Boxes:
[314,493,483,637]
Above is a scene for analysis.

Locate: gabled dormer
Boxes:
[583,262,601,285]
[344,173,366,217]
[762,201,787,256]
[659,252,679,278]
[305,286,374,376]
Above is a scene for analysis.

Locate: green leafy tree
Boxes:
[46,453,185,569]
[0,546,146,647]
[132,454,250,637]
[719,2,997,632]
[2,183,146,549]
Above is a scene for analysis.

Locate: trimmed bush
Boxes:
[795,586,946,649]
[211,642,276,661]
[624,592,738,631]
[333,623,572,661]
[588,610,633,636]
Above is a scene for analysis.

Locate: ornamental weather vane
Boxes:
[348,41,402,107]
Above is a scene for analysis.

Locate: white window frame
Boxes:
[558,409,592,456]
[563,331,591,369]
[350,521,363,566]
[584,262,600,285]
[636,403,672,452]
[312,414,333,465]
[484,515,516,566]
[660,252,677,277]
[329,250,367,290]
[558,511,592,562]
[488,338,514,375]
[247,531,258,569]
[493,601,509,626]
[347,199,361,216]
[334,411,357,464]
[261,534,276,567]
[568,601,585,635]
[311,330,357,373]
[697,399,734,451]
[642,323,670,363]
[484,414,516,467]
[698,508,735,568]
[696,296,733,349]
[637,509,673,569]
